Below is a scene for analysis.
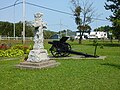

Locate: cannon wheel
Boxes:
[50,43,71,57]
[62,43,71,57]
[50,46,64,57]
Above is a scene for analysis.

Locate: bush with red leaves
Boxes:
[0,43,10,50]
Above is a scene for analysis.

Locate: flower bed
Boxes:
[0,44,31,57]
[0,49,24,57]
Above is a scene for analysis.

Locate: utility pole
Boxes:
[14,0,20,39]
[23,0,25,44]
[14,4,16,39]
[60,20,62,38]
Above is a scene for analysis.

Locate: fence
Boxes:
[0,36,33,40]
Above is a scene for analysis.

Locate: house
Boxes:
[89,31,108,39]
[74,31,89,39]
[75,31,108,39]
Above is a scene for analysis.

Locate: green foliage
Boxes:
[70,37,74,42]
[24,54,29,61]
[100,45,104,49]
[0,21,34,37]
[0,50,5,57]
[105,0,120,39]
[0,49,24,57]
[0,21,57,39]
[71,0,94,44]
[26,49,30,54]
[11,45,29,54]
[29,45,33,50]
[93,39,98,46]
[94,25,113,39]
[43,30,57,39]
[58,29,76,37]
[0,21,13,36]
[94,25,112,32]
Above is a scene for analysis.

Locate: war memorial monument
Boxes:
[16,12,60,69]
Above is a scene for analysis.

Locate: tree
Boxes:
[0,21,57,39]
[43,30,56,39]
[94,25,111,32]
[0,21,34,37]
[104,0,120,40]
[71,0,95,44]
[0,21,13,36]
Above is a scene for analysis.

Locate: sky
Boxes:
[0,0,112,32]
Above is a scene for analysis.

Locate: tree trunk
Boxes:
[78,30,82,44]
[79,36,82,44]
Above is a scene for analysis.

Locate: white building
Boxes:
[75,31,89,39]
[89,31,108,39]
[75,31,108,39]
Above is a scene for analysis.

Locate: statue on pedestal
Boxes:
[27,12,49,62]
[16,12,60,69]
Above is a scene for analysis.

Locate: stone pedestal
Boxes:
[16,60,60,69]
[16,49,60,69]
[27,49,49,62]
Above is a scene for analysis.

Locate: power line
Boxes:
[0,1,108,22]
[91,17,108,21]
[0,2,22,11]
[26,2,73,16]
[26,2,108,22]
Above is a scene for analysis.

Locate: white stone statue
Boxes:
[27,12,49,62]
[33,13,45,49]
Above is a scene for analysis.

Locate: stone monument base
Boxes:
[16,60,60,69]
[27,49,49,62]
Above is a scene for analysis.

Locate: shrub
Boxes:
[29,45,33,50]
[70,37,74,42]
[26,49,30,54]
[24,54,28,61]
[12,45,29,54]
[0,49,24,57]
[100,45,104,49]
[93,39,98,46]
[0,50,5,57]
[0,43,10,50]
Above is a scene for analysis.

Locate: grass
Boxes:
[0,39,120,90]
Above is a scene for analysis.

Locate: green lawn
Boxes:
[0,40,120,90]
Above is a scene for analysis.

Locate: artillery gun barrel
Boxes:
[68,50,99,58]
[48,41,53,44]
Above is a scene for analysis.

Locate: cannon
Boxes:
[48,37,99,58]
[48,37,71,57]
